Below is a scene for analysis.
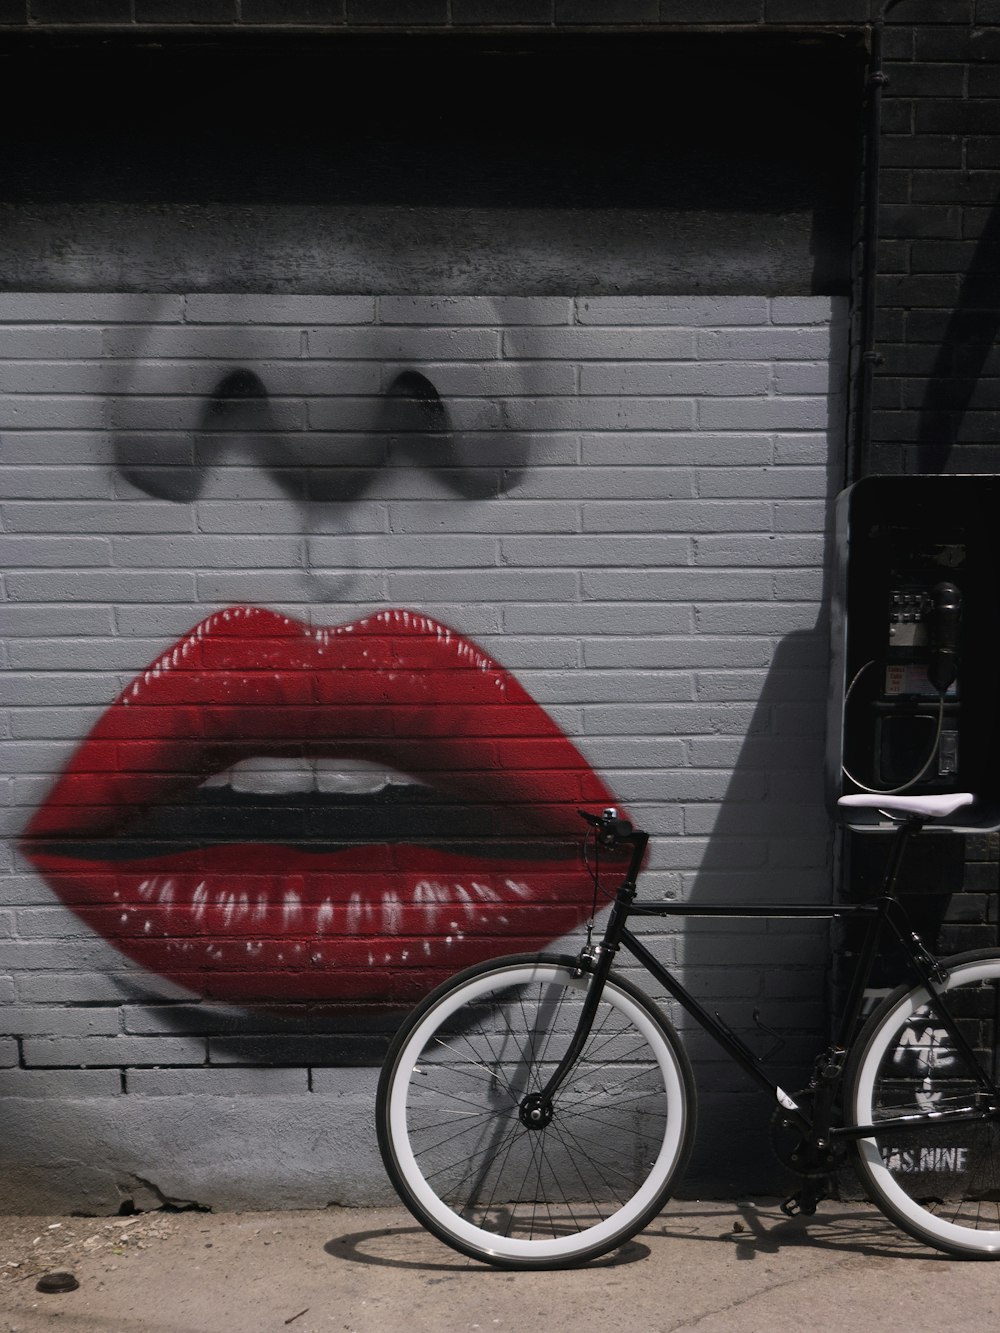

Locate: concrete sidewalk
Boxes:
[1,1199,997,1333]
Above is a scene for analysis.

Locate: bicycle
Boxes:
[375,790,1000,1268]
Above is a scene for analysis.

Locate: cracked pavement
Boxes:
[2,1199,998,1332]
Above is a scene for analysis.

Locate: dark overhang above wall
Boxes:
[0,31,864,294]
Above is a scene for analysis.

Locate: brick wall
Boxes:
[0,0,881,26]
[0,292,845,1206]
[872,0,1000,475]
[850,2,1000,971]
[1,0,996,1211]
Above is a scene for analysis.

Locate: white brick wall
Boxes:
[0,292,847,1207]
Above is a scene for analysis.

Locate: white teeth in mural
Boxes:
[313,758,428,795]
[200,756,426,796]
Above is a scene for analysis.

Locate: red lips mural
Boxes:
[22,606,620,1004]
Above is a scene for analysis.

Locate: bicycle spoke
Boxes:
[378,957,693,1266]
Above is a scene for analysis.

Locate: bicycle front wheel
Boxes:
[847,949,1000,1258]
[376,953,695,1268]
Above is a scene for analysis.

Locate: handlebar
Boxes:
[577,806,636,848]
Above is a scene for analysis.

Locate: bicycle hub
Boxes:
[519,1093,554,1130]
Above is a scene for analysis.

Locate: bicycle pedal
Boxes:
[780,1183,826,1218]
[780,1193,812,1217]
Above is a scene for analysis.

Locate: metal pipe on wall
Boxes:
[851,0,906,484]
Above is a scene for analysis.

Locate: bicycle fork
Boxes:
[521,832,649,1128]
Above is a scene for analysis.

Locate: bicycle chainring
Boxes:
[769,1090,844,1178]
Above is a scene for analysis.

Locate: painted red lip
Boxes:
[22,606,622,1004]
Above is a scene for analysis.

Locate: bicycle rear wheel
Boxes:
[847,949,1000,1258]
[376,953,695,1268]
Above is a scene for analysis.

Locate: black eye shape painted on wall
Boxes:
[0,32,863,295]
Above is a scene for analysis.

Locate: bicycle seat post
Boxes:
[832,812,927,1054]
[878,815,924,902]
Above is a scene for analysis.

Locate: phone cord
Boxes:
[840,659,948,795]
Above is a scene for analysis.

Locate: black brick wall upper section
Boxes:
[0,0,890,26]
[0,1,978,21]
[871,3,1000,474]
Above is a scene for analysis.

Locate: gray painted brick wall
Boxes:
[0,291,846,1209]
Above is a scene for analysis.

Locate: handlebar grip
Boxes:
[577,807,634,844]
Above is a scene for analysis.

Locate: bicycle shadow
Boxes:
[324,1227,650,1271]
[323,1201,935,1271]
[657,1200,939,1263]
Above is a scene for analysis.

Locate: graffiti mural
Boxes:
[1,288,845,1209]
[17,296,626,1007]
[6,290,843,1033]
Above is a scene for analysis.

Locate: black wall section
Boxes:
[0,32,862,293]
[870,9,1000,475]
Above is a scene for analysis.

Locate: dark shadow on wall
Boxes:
[676,632,835,1196]
[915,197,1000,472]
[676,317,849,1195]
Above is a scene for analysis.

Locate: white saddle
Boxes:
[838,792,975,820]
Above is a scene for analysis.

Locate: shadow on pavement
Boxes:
[324,1199,938,1271]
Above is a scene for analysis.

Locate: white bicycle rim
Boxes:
[385,960,689,1264]
[852,957,1000,1256]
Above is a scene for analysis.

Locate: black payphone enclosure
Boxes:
[828,475,1000,831]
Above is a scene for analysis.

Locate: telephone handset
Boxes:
[927,581,961,694]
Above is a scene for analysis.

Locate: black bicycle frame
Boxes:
[537,817,1000,1140]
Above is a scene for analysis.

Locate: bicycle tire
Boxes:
[846,948,1000,1258]
[376,952,696,1269]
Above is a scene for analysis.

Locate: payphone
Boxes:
[828,476,1000,830]
[868,574,962,791]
